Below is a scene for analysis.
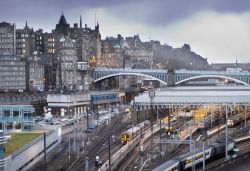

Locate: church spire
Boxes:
[80,15,82,29]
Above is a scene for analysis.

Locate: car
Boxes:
[84,128,92,133]
[89,123,97,130]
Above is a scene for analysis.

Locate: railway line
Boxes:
[68,115,127,171]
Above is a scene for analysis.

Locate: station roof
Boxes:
[133,86,250,109]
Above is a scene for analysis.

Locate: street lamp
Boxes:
[59,37,65,93]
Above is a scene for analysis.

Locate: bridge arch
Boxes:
[93,72,168,86]
[175,75,249,86]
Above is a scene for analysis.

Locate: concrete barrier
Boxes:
[3,128,62,171]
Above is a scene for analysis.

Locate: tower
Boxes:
[55,13,70,35]
[80,15,82,29]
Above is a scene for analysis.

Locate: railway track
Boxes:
[68,115,127,171]
[119,131,162,171]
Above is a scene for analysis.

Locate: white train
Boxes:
[153,140,237,171]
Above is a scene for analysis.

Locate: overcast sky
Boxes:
[1,0,250,63]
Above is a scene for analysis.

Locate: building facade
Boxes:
[16,22,35,58]
[29,56,45,91]
[0,105,34,131]
[0,22,16,55]
[56,36,82,91]
[0,55,26,92]
[101,35,124,68]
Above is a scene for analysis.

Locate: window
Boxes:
[3,110,10,117]
[13,110,19,117]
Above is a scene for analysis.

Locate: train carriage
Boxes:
[227,113,249,127]
[177,146,214,170]
[121,120,150,145]
[152,140,237,171]
[152,159,180,171]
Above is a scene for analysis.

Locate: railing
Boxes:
[94,67,250,76]
[0,116,34,121]
[0,157,10,167]
[11,130,54,159]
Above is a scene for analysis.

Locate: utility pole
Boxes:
[148,84,155,154]
[43,132,47,171]
[85,155,89,171]
[189,122,195,171]
[74,116,76,155]
[108,135,111,171]
[68,128,71,164]
[86,107,90,145]
[244,105,247,128]
[225,104,229,160]
[202,142,205,171]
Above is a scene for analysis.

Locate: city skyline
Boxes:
[1,0,250,63]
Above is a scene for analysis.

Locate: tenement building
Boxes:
[28,55,45,91]
[101,35,124,68]
[56,36,82,91]
[16,22,35,58]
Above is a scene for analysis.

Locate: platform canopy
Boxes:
[133,86,250,110]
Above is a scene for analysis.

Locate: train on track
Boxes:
[165,120,180,134]
[198,115,211,129]
[227,113,249,127]
[121,120,150,145]
[153,140,237,171]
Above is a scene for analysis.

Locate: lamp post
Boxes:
[59,37,65,93]
[148,83,155,154]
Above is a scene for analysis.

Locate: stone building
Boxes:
[28,56,45,91]
[69,17,102,65]
[34,29,45,55]
[16,22,35,58]
[56,36,82,91]
[0,22,16,55]
[101,35,124,68]
[0,55,26,91]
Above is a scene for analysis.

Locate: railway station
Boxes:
[129,85,250,170]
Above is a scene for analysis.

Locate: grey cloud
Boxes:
[0,0,250,29]
[110,0,250,26]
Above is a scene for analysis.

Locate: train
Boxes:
[153,140,237,171]
[227,113,249,127]
[198,116,211,129]
[165,120,180,134]
[121,120,150,145]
